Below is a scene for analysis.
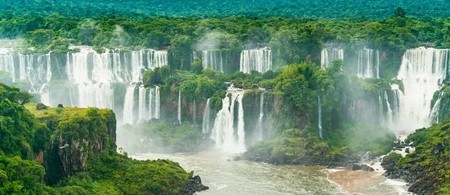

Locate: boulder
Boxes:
[36,103,48,110]
[351,164,362,170]
[360,164,374,171]
[182,175,209,195]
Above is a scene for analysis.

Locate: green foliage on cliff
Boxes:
[0,156,52,194]
[0,84,50,159]
[244,128,337,165]
[0,83,194,194]
[431,85,450,123]
[57,152,190,195]
[243,61,396,164]
[382,121,450,194]
[244,124,395,165]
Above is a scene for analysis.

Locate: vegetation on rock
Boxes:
[382,121,450,194]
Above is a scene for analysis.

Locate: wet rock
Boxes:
[182,175,209,195]
[360,164,374,171]
[57,104,64,108]
[351,164,362,170]
[36,103,48,110]
[351,164,374,171]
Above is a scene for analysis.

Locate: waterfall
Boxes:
[123,85,136,125]
[378,90,384,123]
[429,91,444,124]
[395,47,449,134]
[317,95,323,139]
[201,50,224,72]
[123,85,160,125]
[320,48,344,69]
[202,98,211,134]
[138,85,148,121]
[384,90,394,125]
[254,92,265,141]
[178,90,182,125]
[240,47,272,73]
[210,87,246,153]
[0,46,167,124]
[357,48,379,79]
[152,86,161,119]
[0,51,52,92]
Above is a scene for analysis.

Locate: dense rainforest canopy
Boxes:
[1,0,450,19]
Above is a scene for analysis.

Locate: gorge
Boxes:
[0,6,449,194]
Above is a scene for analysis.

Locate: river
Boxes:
[131,151,410,195]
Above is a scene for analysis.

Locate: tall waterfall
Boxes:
[177,90,182,125]
[320,48,344,69]
[202,98,211,134]
[357,48,380,79]
[395,47,449,134]
[240,47,272,73]
[202,50,224,72]
[254,92,265,141]
[317,95,323,139]
[210,87,246,153]
[0,46,167,124]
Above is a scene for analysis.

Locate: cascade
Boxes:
[123,84,160,125]
[123,85,136,125]
[202,98,211,134]
[317,95,323,139]
[240,47,272,73]
[178,90,181,125]
[210,87,246,153]
[0,46,167,124]
[0,50,52,92]
[384,90,394,125]
[357,48,379,79]
[254,92,265,141]
[201,50,224,72]
[320,48,344,69]
[395,47,449,134]
[429,91,444,124]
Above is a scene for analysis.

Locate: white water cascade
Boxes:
[122,85,161,125]
[202,98,211,134]
[357,48,380,79]
[0,46,167,124]
[210,87,246,153]
[317,95,323,139]
[429,91,444,124]
[320,48,344,69]
[177,90,182,125]
[195,50,225,72]
[240,47,272,73]
[255,92,265,141]
[0,50,52,94]
[395,47,449,134]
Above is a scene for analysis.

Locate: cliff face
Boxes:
[26,105,117,183]
[27,104,205,195]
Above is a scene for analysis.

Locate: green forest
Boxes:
[1,0,450,19]
[0,1,449,194]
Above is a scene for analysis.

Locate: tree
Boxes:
[394,7,406,18]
